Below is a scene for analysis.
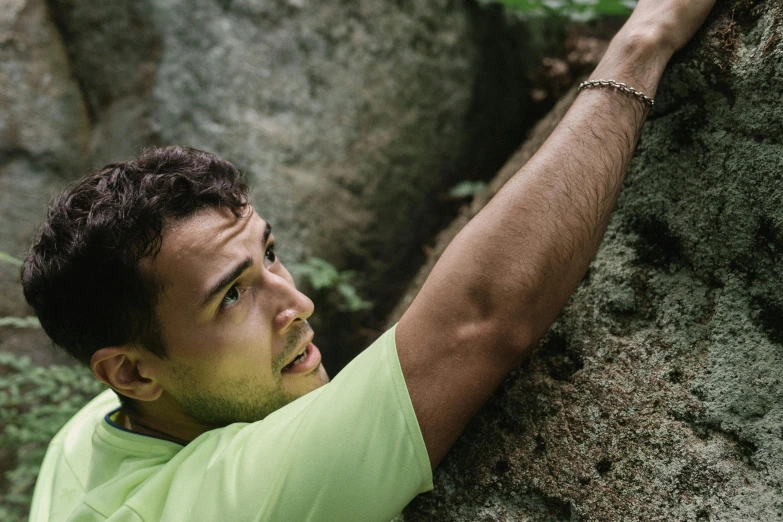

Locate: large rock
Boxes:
[0,0,91,363]
[0,0,91,280]
[45,0,549,366]
[398,3,783,520]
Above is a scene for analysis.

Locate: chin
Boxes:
[287,364,329,397]
[309,363,330,387]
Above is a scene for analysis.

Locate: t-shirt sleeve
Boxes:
[165,325,433,522]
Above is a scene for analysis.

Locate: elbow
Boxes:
[456,310,541,366]
[466,289,542,360]
[493,316,542,364]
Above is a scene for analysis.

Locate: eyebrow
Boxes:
[199,222,273,308]
[200,257,252,308]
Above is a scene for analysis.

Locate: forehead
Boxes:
[145,207,265,296]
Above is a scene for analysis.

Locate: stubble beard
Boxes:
[176,375,299,426]
[173,321,316,426]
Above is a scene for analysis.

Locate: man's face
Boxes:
[144,206,329,427]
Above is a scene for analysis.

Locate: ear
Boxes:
[91,347,164,402]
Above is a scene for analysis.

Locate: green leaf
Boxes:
[0,250,23,267]
[0,353,106,520]
[291,257,373,312]
[495,0,634,18]
[336,283,373,312]
[293,257,341,290]
[449,181,487,198]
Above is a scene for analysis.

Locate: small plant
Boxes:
[0,352,106,521]
[0,251,39,329]
[292,257,373,313]
[0,250,23,268]
[497,0,635,21]
[449,180,488,198]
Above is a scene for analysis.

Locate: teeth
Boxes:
[284,347,308,370]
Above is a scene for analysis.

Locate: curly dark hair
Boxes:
[21,146,249,371]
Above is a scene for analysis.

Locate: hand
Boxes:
[591,0,716,98]
[620,0,717,56]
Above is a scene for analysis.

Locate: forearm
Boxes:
[431,35,671,349]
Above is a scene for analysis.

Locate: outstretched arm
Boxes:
[396,0,716,468]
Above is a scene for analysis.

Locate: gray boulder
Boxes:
[0,0,90,363]
[399,2,783,520]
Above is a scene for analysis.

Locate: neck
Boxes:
[117,410,189,445]
[117,393,219,445]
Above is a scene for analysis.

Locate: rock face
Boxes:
[0,0,549,367]
[0,0,91,363]
[399,3,783,521]
[0,0,91,297]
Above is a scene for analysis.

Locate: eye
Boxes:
[220,284,241,309]
[264,243,277,266]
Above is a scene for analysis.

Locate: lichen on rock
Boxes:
[401,2,783,520]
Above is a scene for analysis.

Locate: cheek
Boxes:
[171,328,275,383]
[162,303,276,375]
[204,312,273,355]
[182,351,277,395]
[211,337,274,377]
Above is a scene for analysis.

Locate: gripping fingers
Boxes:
[625,0,717,54]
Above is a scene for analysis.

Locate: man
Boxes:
[26,0,715,520]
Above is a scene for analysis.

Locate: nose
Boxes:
[267,272,314,333]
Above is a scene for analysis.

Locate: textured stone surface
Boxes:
[0,0,90,325]
[399,3,783,520]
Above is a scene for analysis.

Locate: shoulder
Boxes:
[30,389,119,521]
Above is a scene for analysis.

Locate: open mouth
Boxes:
[286,346,308,368]
[281,343,321,374]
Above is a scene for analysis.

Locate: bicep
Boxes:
[396,279,532,468]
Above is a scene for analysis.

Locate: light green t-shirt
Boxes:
[29,326,433,521]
